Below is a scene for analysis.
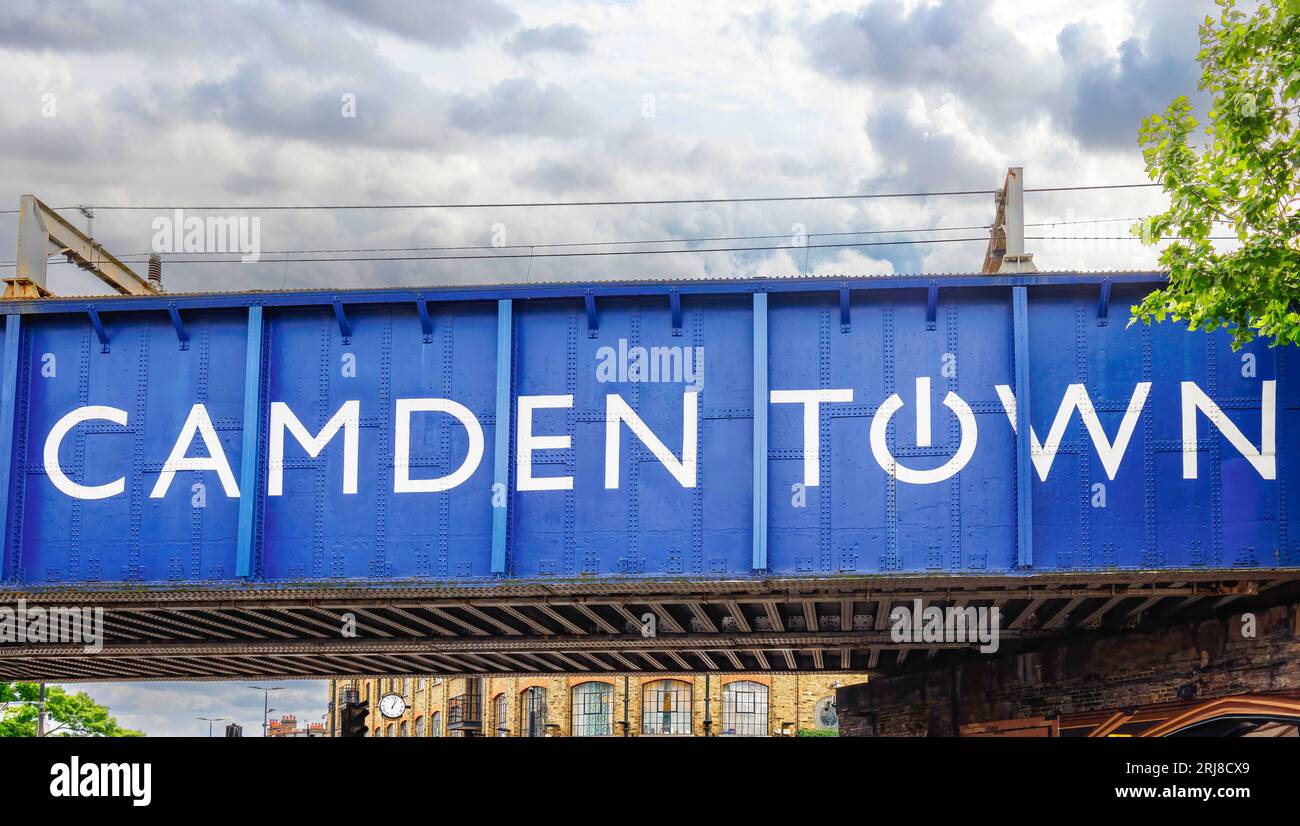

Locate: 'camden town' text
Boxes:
[40,379,1276,501]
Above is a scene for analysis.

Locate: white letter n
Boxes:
[1182,380,1275,479]
[604,392,697,488]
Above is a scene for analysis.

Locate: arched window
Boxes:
[814,697,839,732]
[398,720,408,737]
[520,687,548,737]
[430,711,442,737]
[492,694,507,736]
[642,680,692,735]
[721,681,769,736]
[384,724,393,737]
[571,682,613,736]
[414,716,425,737]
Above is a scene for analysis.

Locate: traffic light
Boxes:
[340,702,369,738]
[225,723,243,737]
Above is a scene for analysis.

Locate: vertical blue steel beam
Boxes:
[752,293,769,571]
[416,297,433,343]
[0,316,20,581]
[1012,287,1033,569]
[235,306,264,578]
[491,299,512,575]
[1278,347,1288,564]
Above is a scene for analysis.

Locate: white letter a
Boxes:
[150,404,240,498]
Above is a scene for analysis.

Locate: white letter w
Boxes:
[995,383,1150,481]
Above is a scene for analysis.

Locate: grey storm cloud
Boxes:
[13,3,585,151]
[183,62,460,149]
[449,77,593,137]
[805,0,1059,127]
[588,126,830,185]
[507,23,594,56]
[62,680,328,737]
[514,156,618,194]
[803,0,1213,151]
[0,0,1177,304]
[0,0,518,57]
[1054,3,1207,149]
[0,0,345,74]
[863,97,1003,190]
[178,66,594,147]
[0,0,186,53]
[308,0,518,47]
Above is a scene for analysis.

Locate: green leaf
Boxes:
[1132,0,1300,348]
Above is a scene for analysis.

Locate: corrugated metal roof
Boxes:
[2,270,1168,306]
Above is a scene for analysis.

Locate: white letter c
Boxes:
[44,406,128,499]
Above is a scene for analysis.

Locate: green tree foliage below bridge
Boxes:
[0,683,143,737]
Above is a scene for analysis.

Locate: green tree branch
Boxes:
[0,682,144,737]
[1132,0,1300,348]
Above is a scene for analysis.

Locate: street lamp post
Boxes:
[247,686,284,737]
[197,716,226,738]
[36,683,46,738]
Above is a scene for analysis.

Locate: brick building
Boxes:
[835,603,1300,736]
[330,673,867,737]
[267,713,327,738]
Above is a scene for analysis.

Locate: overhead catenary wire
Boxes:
[28,223,999,263]
[0,182,1163,215]
[30,235,996,265]
[122,234,1243,264]
[0,232,1244,272]
[1023,184,1162,193]
[1027,235,1240,240]
[1026,217,1141,226]
[0,217,1170,267]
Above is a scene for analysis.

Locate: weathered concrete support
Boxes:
[837,602,1300,736]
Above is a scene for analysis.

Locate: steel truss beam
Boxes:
[2,573,1296,681]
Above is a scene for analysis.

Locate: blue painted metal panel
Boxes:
[491,299,512,575]
[0,315,19,580]
[15,310,248,584]
[235,306,263,578]
[0,274,1295,590]
[752,293,768,572]
[1012,286,1033,569]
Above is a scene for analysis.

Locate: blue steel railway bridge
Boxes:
[0,266,1296,684]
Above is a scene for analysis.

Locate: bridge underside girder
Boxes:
[3,572,1298,682]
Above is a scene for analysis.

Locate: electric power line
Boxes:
[0,182,1162,215]
[128,234,1243,265]
[1023,184,1161,194]
[1027,235,1239,240]
[1025,217,1141,226]
[0,231,1246,272]
[0,216,1167,267]
[36,223,1000,264]
[31,235,995,265]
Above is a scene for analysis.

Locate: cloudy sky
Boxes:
[2,0,1217,734]
[61,679,329,738]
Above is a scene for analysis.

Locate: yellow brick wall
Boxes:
[336,672,867,737]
